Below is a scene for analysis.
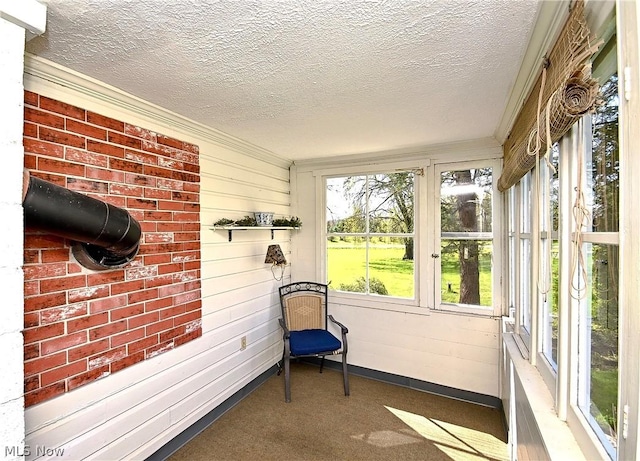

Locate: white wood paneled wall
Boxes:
[22,57,292,460]
[329,301,501,396]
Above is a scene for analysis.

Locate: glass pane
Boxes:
[542,147,560,367]
[508,188,517,317]
[519,171,532,337]
[368,173,415,234]
[519,238,531,334]
[440,169,493,233]
[578,243,619,454]
[520,173,531,234]
[327,236,366,293]
[550,144,560,233]
[542,239,559,367]
[439,168,493,307]
[440,240,492,306]
[588,74,619,233]
[328,237,414,298]
[369,237,414,298]
[326,172,416,299]
[326,176,366,233]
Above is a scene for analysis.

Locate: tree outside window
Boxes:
[326,172,415,298]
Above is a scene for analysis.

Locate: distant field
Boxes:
[327,241,492,304]
[327,242,413,297]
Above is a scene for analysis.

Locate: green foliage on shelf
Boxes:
[235,215,257,226]
[213,216,302,227]
[272,216,302,227]
[213,218,235,226]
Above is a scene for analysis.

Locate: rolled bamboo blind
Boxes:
[498,0,602,192]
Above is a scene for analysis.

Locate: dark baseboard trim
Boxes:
[147,360,505,460]
[145,364,279,461]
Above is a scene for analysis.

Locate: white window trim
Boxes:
[315,153,504,317]
[431,158,504,317]
[615,1,640,459]
[511,102,622,461]
[318,162,425,308]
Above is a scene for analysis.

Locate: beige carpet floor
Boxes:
[168,363,508,461]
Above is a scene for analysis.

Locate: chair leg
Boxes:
[319,355,325,373]
[284,354,291,403]
[342,353,350,396]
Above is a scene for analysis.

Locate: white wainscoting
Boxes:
[328,300,501,397]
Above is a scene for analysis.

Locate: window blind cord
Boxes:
[570,147,591,300]
[536,161,555,301]
[568,22,597,300]
[527,62,556,299]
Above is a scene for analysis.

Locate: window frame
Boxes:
[539,146,560,373]
[571,110,620,460]
[318,161,426,311]
[508,85,621,461]
[432,158,504,317]
[316,153,503,316]
[324,171,418,301]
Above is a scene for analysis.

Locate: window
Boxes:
[507,186,517,319]
[434,160,501,314]
[323,157,500,312]
[506,68,620,460]
[518,171,532,339]
[575,72,619,458]
[325,172,415,298]
[541,145,560,368]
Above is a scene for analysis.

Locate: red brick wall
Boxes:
[22,91,202,407]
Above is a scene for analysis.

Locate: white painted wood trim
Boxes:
[23,54,292,169]
[616,1,640,458]
[296,137,501,171]
[503,333,587,460]
[0,0,46,35]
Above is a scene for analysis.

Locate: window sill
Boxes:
[433,302,499,318]
[328,291,428,316]
[503,333,587,460]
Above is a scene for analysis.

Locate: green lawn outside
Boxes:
[327,241,414,298]
[591,368,619,433]
[327,240,493,304]
[440,248,493,306]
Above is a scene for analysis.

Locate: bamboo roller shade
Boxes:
[498,0,602,192]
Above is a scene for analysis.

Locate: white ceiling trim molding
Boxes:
[294,137,502,172]
[0,0,46,35]
[23,54,293,169]
[495,1,570,144]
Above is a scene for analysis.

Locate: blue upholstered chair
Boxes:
[277,281,349,403]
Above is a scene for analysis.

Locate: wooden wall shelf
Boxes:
[211,226,300,242]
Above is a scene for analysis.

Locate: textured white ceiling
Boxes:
[26,0,541,161]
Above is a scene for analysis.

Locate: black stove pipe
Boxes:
[22,170,141,270]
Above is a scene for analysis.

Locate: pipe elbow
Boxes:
[22,170,142,270]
